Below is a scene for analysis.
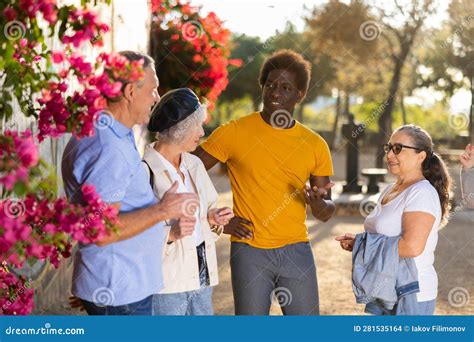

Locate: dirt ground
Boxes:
[212,211,474,315]
[39,149,473,315]
[210,150,474,315]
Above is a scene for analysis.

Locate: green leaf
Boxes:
[13,181,28,197]
[27,257,39,267]
[3,103,13,119]
[3,91,12,102]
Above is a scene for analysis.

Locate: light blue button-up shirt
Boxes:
[62,113,164,306]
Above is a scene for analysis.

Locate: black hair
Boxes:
[258,49,311,96]
[395,124,452,225]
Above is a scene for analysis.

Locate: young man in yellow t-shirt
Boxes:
[194,50,335,315]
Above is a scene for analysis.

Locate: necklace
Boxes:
[382,177,425,205]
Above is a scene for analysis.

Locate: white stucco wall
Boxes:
[0,0,152,313]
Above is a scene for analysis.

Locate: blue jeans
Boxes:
[80,295,153,315]
[230,241,319,315]
[394,298,436,315]
[366,298,436,315]
[152,286,213,315]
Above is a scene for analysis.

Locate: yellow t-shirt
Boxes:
[201,112,333,248]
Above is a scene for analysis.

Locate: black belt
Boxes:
[196,241,210,287]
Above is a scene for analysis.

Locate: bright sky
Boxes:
[194,0,449,39]
[194,0,323,39]
[193,0,469,113]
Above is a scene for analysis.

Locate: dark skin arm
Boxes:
[193,147,336,232]
[192,146,253,239]
[193,146,220,170]
[305,176,336,222]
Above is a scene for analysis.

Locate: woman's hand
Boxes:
[208,207,234,226]
[460,144,474,169]
[335,233,356,252]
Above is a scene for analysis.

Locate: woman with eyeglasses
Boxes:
[336,124,452,315]
[460,144,474,208]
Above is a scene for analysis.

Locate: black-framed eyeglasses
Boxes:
[383,143,423,155]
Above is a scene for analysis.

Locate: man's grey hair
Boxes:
[107,51,155,103]
[118,50,155,88]
[156,104,207,145]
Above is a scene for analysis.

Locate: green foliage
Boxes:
[268,22,335,103]
[219,34,265,109]
[352,101,457,140]
[305,0,378,63]
[301,106,335,132]
[211,97,255,126]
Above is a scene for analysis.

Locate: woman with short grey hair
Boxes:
[156,103,207,144]
[143,88,233,315]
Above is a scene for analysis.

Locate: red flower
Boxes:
[0,271,34,315]
[150,0,240,109]
[151,0,170,15]
[0,130,39,190]
[68,54,93,78]
[13,131,38,168]
[60,8,109,47]
[19,0,58,24]
[229,59,243,67]
[2,6,18,21]
[52,51,65,63]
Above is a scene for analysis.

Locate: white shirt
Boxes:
[364,180,441,302]
[155,151,204,246]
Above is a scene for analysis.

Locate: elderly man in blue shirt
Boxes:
[62,51,197,315]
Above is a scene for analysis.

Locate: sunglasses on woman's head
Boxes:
[383,143,423,155]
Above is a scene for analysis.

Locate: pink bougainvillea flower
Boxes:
[52,51,65,64]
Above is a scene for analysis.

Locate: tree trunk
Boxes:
[330,89,341,149]
[376,45,410,167]
[215,105,223,126]
[344,91,350,116]
[470,75,473,144]
[296,103,305,123]
[400,93,407,125]
[252,97,261,112]
[224,104,231,123]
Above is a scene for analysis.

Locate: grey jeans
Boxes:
[230,241,319,315]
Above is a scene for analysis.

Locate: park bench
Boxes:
[361,168,388,194]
